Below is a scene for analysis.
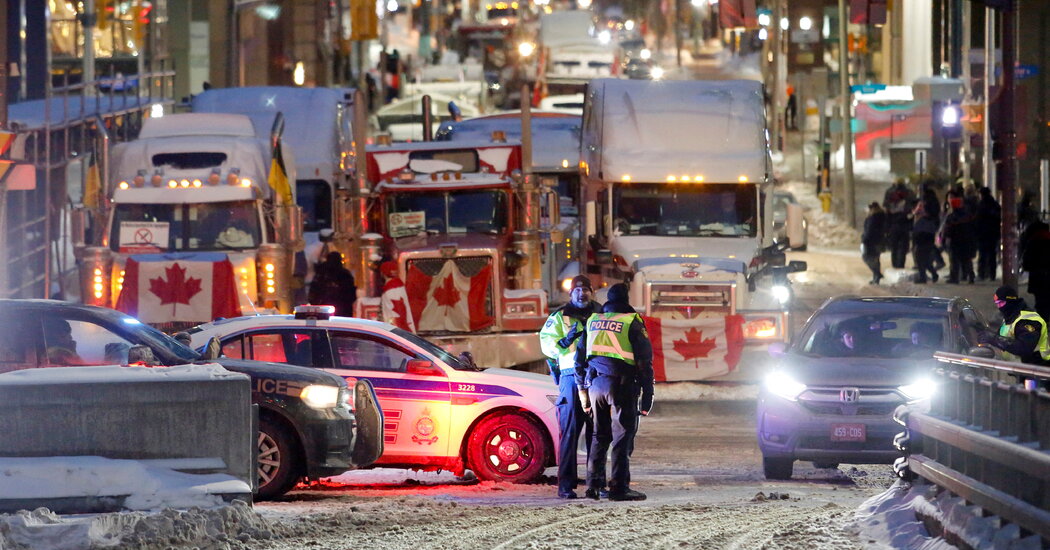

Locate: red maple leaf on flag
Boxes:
[390,297,410,329]
[432,274,461,308]
[148,263,203,315]
[672,327,717,368]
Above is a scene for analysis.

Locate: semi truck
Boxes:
[74,112,302,330]
[579,79,806,382]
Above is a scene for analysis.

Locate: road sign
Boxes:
[1016,64,1039,80]
[850,83,887,94]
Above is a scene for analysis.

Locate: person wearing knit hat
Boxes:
[538,274,602,499]
[977,285,1049,366]
[572,282,654,502]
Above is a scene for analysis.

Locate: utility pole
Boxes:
[84,0,96,86]
[983,7,996,194]
[838,0,855,227]
[0,0,9,297]
[960,0,971,185]
[999,0,1018,288]
[770,0,782,154]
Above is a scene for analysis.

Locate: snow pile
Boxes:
[853,479,1043,549]
[0,501,285,550]
[781,180,861,249]
[655,381,758,401]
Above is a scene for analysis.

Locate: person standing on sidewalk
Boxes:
[539,275,601,500]
[911,202,939,283]
[941,192,977,284]
[883,180,916,269]
[1021,221,1050,323]
[975,187,1001,281]
[575,283,654,502]
[862,202,887,285]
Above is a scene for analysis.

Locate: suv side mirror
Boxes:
[406,359,445,377]
[788,260,807,273]
[967,345,996,359]
[201,336,222,361]
[127,345,158,366]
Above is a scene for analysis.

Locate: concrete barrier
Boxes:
[0,363,254,511]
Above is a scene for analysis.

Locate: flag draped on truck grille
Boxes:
[405,258,494,332]
[643,315,745,381]
[115,253,242,324]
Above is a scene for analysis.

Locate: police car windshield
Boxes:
[392,328,476,370]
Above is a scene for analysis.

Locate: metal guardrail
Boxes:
[894,351,1050,546]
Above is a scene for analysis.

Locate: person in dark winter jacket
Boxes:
[1021,221,1050,323]
[862,202,888,284]
[911,201,939,283]
[308,252,357,316]
[882,180,916,269]
[941,192,977,284]
[575,283,654,501]
[975,187,1001,281]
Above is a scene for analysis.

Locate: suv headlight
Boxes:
[300,384,341,409]
[764,370,806,401]
[898,378,937,402]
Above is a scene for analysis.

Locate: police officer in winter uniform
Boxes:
[575,283,654,501]
[978,285,1050,365]
[539,275,602,499]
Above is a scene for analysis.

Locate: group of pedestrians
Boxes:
[539,276,655,502]
[861,180,1003,286]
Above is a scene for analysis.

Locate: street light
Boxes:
[799,16,813,31]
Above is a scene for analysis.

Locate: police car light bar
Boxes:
[294,305,335,320]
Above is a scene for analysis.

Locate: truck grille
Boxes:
[406,256,495,333]
[649,284,732,316]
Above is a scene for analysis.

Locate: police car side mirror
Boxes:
[201,337,222,361]
[406,359,445,377]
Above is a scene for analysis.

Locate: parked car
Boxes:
[0,300,384,499]
[772,190,808,251]
[757,296,990,480]
[187,305,560,484]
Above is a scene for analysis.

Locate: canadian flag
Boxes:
[405,260,494,332]
[381,278,416,333]
[643,315,745,382]
[115,253,242,324]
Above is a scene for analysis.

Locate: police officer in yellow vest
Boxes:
[539,275,603,499]
[978,285,1050,365]
[574,283,654,501]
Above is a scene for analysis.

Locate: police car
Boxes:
[0,300,384,500]
[187,306,560,483]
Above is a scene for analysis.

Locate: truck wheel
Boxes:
[467,413,548,484]
[257,418,302,500]
[763,456,794,480]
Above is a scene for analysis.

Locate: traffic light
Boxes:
[961,102,984,135]
[97,0,112,29]
[133,3,149,48]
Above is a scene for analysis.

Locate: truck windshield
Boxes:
[110,200,263,252]
[386,190,508,237]
[613,183,757,237]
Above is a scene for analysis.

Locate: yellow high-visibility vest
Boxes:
[585,312,640,365]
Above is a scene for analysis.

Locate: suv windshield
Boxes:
[613,183,757,237]
[796,312,948,359]
[111,200,262,252]
[386,189,508,237]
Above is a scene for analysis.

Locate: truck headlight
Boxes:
[771,284,790,304]
[764,370,806,401]
[898,378,937,402]
[300,385,341,409]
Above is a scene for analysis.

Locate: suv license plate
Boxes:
[830,423,866,442]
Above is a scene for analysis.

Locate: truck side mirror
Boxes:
[595,249,613,265]
[788,260,807,273]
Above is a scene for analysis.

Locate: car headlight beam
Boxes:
[764,370,806,401]
[771,284,790,304]
[300,384,341,409]
[898,378,937,402]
